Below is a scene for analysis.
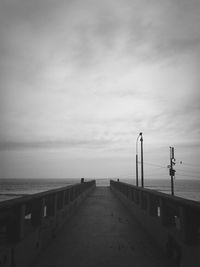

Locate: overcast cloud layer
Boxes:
[0,0,200,179]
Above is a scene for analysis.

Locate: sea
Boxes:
[0,178,200,202]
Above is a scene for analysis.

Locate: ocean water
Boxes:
[0,178,200,202]
[96,178,200,202]
[0,178,82,202]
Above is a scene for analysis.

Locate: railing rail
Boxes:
[110,180,200,246]
[0,180,96,243]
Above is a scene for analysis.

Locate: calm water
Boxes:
[0,178,200,202]
[0,178,81,202]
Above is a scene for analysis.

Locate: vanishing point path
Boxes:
[34,187,170,267]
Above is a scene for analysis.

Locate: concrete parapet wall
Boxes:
[110,180,200,267]
[0,180,96,267]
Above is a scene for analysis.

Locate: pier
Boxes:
[0,180,200,267]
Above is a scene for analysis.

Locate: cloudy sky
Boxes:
[0,0,200,181]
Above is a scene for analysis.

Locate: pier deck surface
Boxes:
[34,187,170,267]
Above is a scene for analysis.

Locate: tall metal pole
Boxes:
[169,147,175,196]
[140,132,144,187]
[170,157,174,196]
[136,135,140,187]
[136,154,139,187]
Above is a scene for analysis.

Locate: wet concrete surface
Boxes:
[34,187,170,267]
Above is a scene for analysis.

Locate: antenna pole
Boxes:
[169,147,176,196]
[140,133,144,188]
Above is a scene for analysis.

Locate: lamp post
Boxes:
[136,132,143,187]
[136,134,140,187]
[140,133,144,188]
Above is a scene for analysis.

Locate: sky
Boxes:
[0,0,200,181]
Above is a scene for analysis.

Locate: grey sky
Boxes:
[0,0,200,179]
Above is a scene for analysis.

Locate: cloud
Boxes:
[0,0,200,178]
[1,0,200,86]
[0,136,115,151]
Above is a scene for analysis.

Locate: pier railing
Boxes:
[0,180,96,267]
[110,180,200,246]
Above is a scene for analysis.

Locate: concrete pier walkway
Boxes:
[34,187,170,267]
